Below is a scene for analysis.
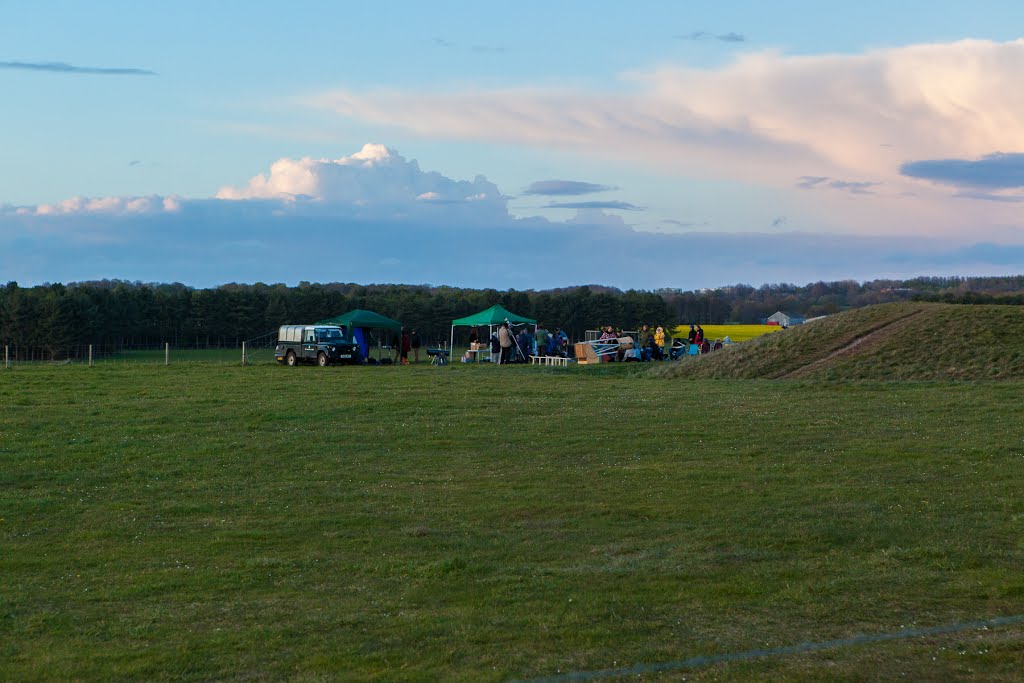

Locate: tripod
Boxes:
[498,319,529,365]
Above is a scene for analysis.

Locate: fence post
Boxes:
[89,344,93,367]
[242,341,246,366]
[4,345,8,369]
[165,342,169,367]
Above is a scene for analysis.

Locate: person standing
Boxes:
[638,324,651,348]
[490,329,500,363]
[400,330,411,365]
[554,327,568,356]
[498,322,513,364]
[687,324,697,344]
[410,329,422,363]
[535,324,549,356]
[517,327,533,362]
[654,326,666,358]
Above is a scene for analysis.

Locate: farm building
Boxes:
[767,311,806,327]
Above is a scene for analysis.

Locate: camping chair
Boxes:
[428,348,448,366]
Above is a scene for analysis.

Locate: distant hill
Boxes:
[654,302,1024,380]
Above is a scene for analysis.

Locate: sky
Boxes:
[3,1,1024,290]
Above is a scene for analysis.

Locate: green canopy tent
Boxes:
[317,309,402,362]
[450,304,536,363]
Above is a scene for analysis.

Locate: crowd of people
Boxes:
[459,321,733,365]
[591,323,729,362]
[462,322,570,364]
[354,321,740,366]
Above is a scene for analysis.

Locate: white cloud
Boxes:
[2,144,512,229]
[207,144,515,229]
[4,194,182,216]
[312,41,1024,182]
[215,143,505,209]
[308,40,1024,234]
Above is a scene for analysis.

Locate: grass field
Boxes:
[3,360,1024,680]
[110,348,277,364]
[661,303,1024,381]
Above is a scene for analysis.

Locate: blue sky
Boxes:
[3,1,1024,289]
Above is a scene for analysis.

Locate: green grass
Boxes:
[657,302,1024,380]
[2,362,1024,680]
[107,348,275,364]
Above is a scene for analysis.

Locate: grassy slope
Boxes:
[656,302,1024,380]
[2,364,1024,680]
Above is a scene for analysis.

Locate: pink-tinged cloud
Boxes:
[311,40,1024,182]
[308,40,1024,233]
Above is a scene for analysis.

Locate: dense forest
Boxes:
[3,275,1024,358]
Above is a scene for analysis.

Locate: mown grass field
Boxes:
[3,359,1024,680]
[106,348,277,364]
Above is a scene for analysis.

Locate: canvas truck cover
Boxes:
[279,325,305,343]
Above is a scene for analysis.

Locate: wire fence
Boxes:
[0,343,277,367]
[0,328,288,368]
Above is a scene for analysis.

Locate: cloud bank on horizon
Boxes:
[3,141,1024,290]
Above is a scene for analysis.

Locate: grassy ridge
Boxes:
[656,302,1024,380]
[3,364,1024,680]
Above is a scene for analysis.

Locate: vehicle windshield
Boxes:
[315,327,345,342]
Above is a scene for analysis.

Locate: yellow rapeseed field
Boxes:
[671,324,781,343]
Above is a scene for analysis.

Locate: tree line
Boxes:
[0,281,668,356]
[3,275,1024,358]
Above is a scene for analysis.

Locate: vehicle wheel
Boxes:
[286,351,297,366]
[317,352,329,367]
